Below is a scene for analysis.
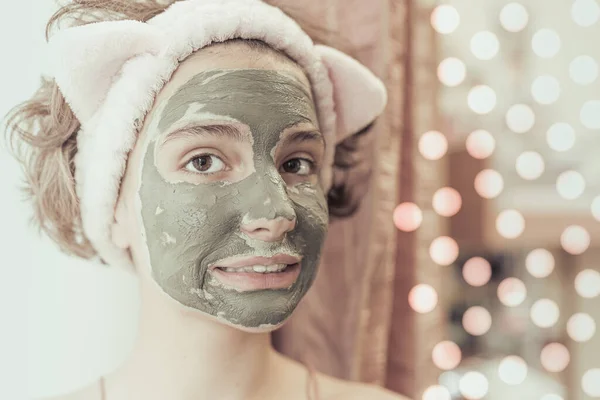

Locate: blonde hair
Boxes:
[5,0,367,260]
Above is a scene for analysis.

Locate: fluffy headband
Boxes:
[48,0,387,268]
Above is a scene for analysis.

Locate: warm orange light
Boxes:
[409,284,438,314]
[463,257,492,287]
[541,343,570,372]
[393,202,423,232]
[432,341,462,370]
[433,187,462,217]
[463,306,492,336]
[429,236,460,266]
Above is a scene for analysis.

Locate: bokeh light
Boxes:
[526,249,555,278]
[571,0,600,27]
[506,104,535,133]
[582,369,600,397]
[438,57,467,87]
[433,187,462,217]
[496,209,525,239]
[561,225,591,255]
[500,3,529,32]
[474,169,504,199]
[546,123,575,152]
[498,355,528,385]
[463,306,492,336]
[570,55,598,85]
[592,196,600,222]
[575,269,600,298]
[419,131,448,160]
[430,236,460,266]
[393,202,423,232]
[468,86,497,114]
[540,343,570,373]
[466,129,495,159]
[532,29,561,58]
[408,284,438,314]
[432,341,462,370]
[498,278,527,307]
[531,75,560,104]
[470,31,499,60]
[463,257,492,287]
[459,371,489,400]
[423,385,451,400]
[567,313,596,342]
[431,5,460,34]
[515,151,545,180]
[531,299,560,328]
[580,100,600,129]
[556,171,586,200]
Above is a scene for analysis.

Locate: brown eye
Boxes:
[281,158,313,176]
[185,154,226,174]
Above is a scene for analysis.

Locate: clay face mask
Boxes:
[137,69,329,328]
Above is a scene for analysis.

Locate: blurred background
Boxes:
[1,0,598,399]
[391,0,600,399]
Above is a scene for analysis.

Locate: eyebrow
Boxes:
[161,124,250,144]
[285,130,325,146]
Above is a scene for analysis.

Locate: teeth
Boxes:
[220,264,288,273]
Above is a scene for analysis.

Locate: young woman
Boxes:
[8,1,407,399]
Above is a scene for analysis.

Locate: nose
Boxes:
[240,215,296,242]
[239,173,297,242]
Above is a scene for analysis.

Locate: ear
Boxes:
[314,45,387,144]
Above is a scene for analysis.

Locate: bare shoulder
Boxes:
[36,380,102,400]
[328,381,411,400]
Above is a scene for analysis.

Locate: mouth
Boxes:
[208,254,302,291]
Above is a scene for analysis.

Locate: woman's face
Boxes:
[116,42,329,330]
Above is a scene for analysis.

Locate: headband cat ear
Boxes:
[315,45,387,144]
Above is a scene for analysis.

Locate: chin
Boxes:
[195,305,291,333]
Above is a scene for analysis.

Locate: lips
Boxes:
[208,253,302,291]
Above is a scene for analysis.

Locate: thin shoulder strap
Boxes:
[99,376,106,400]
[305,362,320,400]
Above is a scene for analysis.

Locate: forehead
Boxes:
[157,69,317,136]
[154,41,312,106]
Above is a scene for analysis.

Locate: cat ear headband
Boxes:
[48,0,387,267]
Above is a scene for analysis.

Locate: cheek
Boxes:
[288,183,329,234]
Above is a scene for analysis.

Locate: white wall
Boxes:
[0,2,139,398]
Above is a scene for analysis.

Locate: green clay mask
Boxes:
[137,69,329,328]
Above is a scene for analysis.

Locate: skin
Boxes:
[137,68,328,328]
[73,41,409,400]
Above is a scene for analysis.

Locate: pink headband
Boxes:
[48,0,387,267]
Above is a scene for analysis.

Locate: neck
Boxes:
[108,278,276,400]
